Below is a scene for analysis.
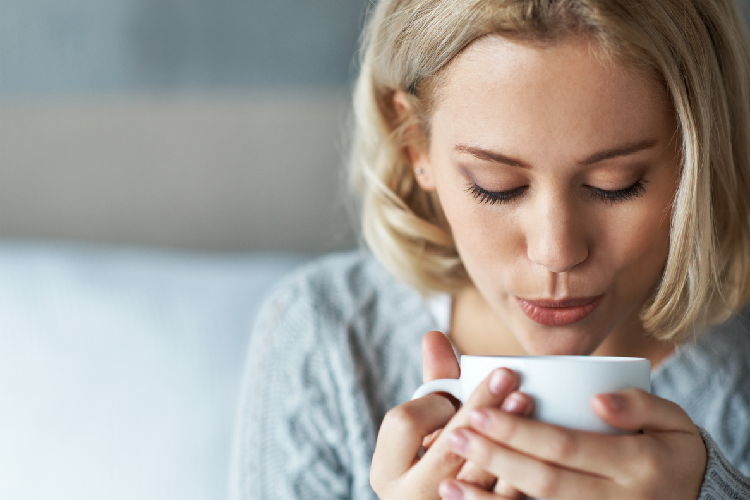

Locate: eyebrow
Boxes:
[454,138,659,168]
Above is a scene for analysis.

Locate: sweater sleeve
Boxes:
[229,277,376,500]
[697,427,750,500]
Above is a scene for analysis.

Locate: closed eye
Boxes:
[466,180,648,206]
[589,181,647,203]
[466,183,526,205]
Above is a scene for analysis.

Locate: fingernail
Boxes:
[489,368,512,395]
[502,393,526,414]
[470,409,490,430]
[439,480,465,500]
[449,429,469,453]
[601,393,626,412]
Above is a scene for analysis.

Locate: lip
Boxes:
[516,295,604,326]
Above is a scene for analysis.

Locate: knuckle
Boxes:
[443,447,465,465]
[547,429,578,461]
[534,466,563,499]
[631,446,663,485]
[433,442,464,465]
[382,405,420,436]
[458,468,496,490]
[642,447,663,474]
[470,439,494,468]
[495,412,519,442]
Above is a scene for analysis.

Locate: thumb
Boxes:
[422,330,460,383]
[592,388,696,433]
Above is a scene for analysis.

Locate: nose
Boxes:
[525,194,589,274]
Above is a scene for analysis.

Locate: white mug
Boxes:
[412,355,651,434]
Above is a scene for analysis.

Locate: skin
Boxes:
[370,36,707,500]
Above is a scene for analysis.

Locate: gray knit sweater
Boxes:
[230,251,750,500]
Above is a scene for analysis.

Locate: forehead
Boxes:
[432,35,674,155]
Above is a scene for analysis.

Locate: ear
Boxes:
[393,91,437,192]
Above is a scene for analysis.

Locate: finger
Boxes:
[408,368,518,492]
[422,330,460,382]
[467,408,624,478]
[456,461,498,491]
[500,391,534,416]
[494,478,524,499]
[455,391,533,490]
[421,336,517,493]
[592,388,696,433]
[448,428,611,500]
[441,479,518,500]
[421,428,442,451]
[371,394,456,484]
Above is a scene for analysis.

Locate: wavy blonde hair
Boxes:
[348,0,750,342]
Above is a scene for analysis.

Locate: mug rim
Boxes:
[461,355,648,363]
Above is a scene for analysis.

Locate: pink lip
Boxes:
[516,295,604,326]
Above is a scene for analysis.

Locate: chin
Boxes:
[519,330,603,356]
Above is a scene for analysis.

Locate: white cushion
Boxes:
[0,242,309,500]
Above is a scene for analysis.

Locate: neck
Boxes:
[591,323,676,369]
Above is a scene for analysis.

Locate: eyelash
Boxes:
[590,181,647,204]
[466,184,526,205]
[466,181,647,206]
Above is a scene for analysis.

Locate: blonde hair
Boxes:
[349,0,750,343]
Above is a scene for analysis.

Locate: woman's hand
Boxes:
[370,331,532,500]
[439,388,707,500]
[421,332,533,498]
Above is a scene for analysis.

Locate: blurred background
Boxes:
[0,0,369,252]
[0,2,369,500]
[2,2,750,500]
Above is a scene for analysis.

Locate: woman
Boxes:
[230,1,750,499]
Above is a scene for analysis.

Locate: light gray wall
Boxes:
[0,0,369,252]
[0,92,357,252]
[0,0,368,96]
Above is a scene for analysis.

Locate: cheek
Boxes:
[608,154,680,279]
[438,187,521,277]
[438,184,497,247]
[602,203,672,284]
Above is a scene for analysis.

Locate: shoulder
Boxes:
[653,305,750,394]
[656,305,750,387]
[249,249,434,401]
[277,249,419,312]
[234,251,435,499]
[254,249,432,342]
[653,306,750,474]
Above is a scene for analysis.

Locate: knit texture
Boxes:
[230,251,750,500]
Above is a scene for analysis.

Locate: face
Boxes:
[411,36,681,355]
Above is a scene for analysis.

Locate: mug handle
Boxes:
[411,378,462,402]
